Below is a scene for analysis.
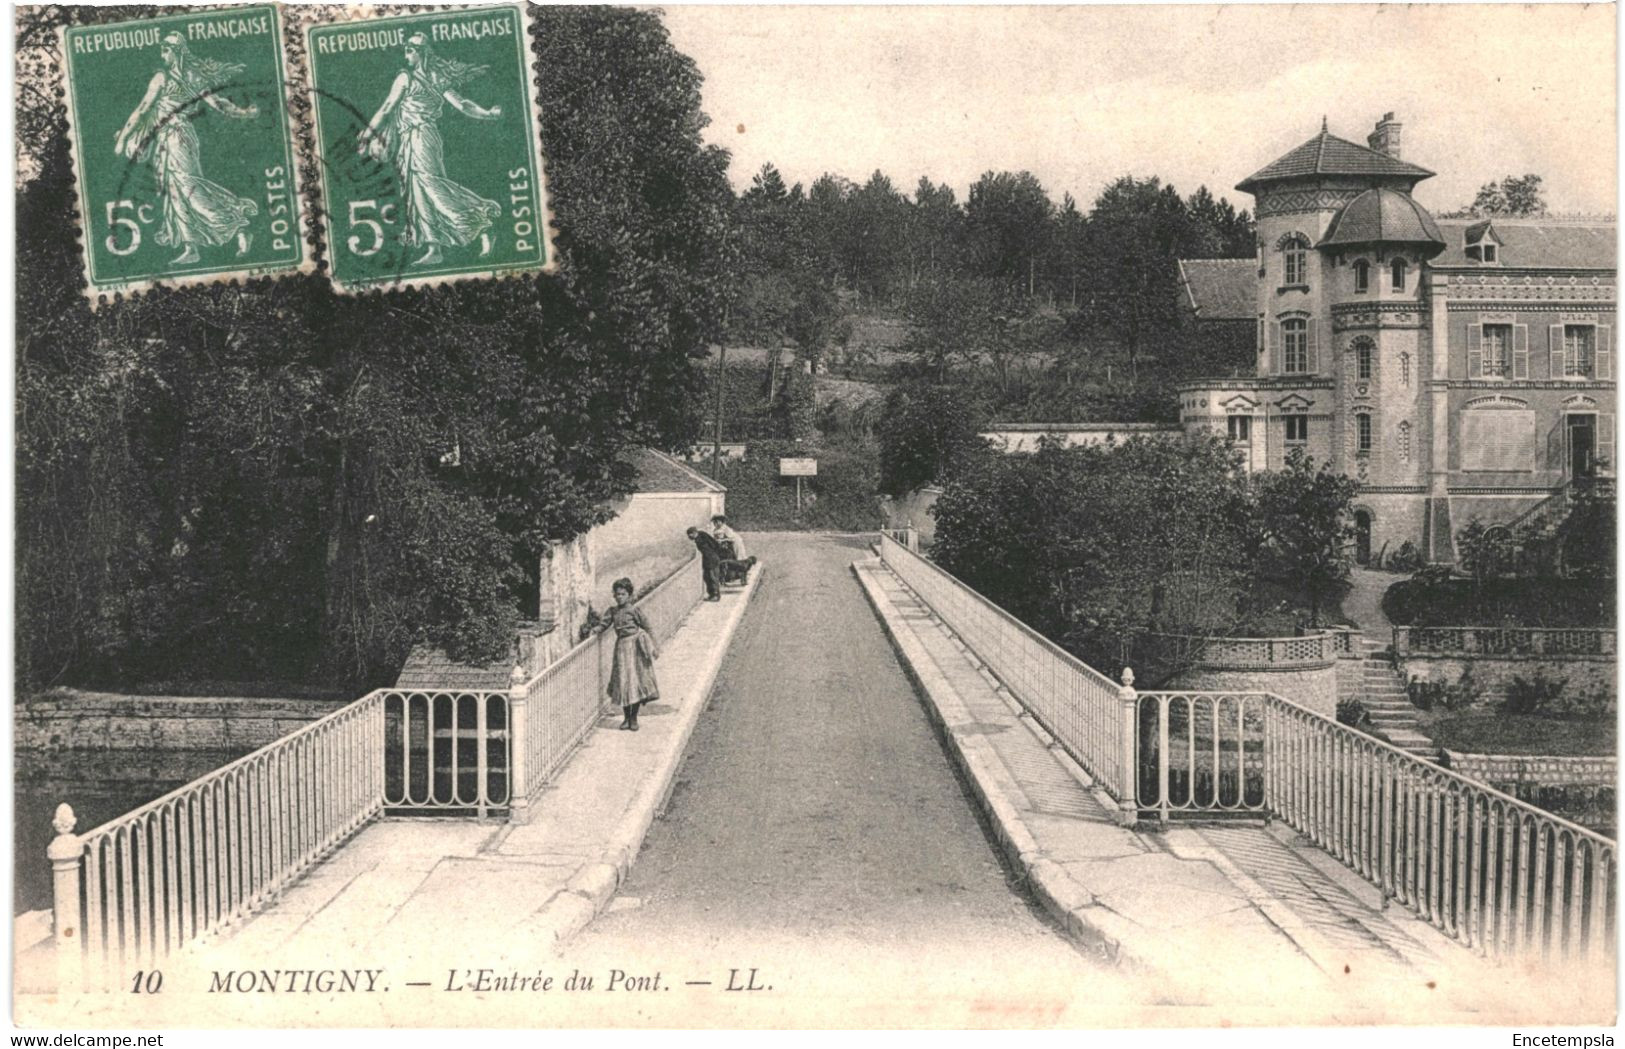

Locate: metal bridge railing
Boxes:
[877,533,1136,814]
[49,693,386,991]
[878,536,1617,965]
[47,555,707,990]
[512,556,703,806]
[880,526,920,552]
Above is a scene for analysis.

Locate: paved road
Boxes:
[569,533,1129,1024]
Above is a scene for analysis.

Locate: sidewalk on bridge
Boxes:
[188,569,765,983]
[852,556,1610,1024]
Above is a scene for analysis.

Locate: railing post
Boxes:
[1393,626,1408,658]
[507,664,531,823]
[1116,667,1139,826]
[48,803,83,993]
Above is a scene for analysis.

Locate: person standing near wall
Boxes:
[602,577,659,731]
[687,527,723,601]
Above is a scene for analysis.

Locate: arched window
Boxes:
[1282,318,1309,373]
[1353,259,1370,293]
[1398,420,1412,463]
[1279,234,1311,287]
[1356,412,1374,454]
[1390,257,1408,291]
[1354,338,1374,381]
[1399,351,1411,387]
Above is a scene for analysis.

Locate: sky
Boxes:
[660,4,1618,217]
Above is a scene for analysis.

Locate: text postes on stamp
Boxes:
[61,5,306,301]
[306,5,555,294]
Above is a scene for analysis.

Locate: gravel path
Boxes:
[568,533,1129,1023]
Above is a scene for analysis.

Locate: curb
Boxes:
[850,557,1159,979]
[530,566,765,951]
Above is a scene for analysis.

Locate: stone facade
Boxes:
[1397,651,1617,709]
[1444,750,1615,790]
[1179,113,1616,565]
[1169,663,1339,720]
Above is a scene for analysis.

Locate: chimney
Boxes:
[1367,112,1402,159]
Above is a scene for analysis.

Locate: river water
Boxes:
[13,747,253,915]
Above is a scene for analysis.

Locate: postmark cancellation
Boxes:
[304,4,557,294]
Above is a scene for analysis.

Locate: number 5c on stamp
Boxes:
[60,5,307,302]
[305,5,556,293]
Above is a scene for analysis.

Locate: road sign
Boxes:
[779,457,818,477]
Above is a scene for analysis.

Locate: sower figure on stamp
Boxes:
[114,33,260,266]
[600,577,659,732]
[357,33,503,267]
[687,527,724,601]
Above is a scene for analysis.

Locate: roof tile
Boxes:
[1237,130,1435,193]
[1433,219,1616,270]
[1178,258,1256,321]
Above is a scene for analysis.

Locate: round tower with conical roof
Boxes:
[1234,112,1441,558]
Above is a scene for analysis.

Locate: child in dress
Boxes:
[603,578,659,730]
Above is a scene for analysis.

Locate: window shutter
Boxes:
[1306,319,1318,374]
[1550,324,1566,379]
[1549,420,1566,472]
[1598,325,1612,380]
[1467,324,1483,379]
[1274,322,1284,374]
[1513,324,1530,379]
[1601,412,1615,464]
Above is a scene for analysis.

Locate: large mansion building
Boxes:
[1180,113,1616,566]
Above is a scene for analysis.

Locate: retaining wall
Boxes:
[16,691,347,751]
[1444,750,1616,789]
[1168,663,1339,720]
[1398,653,1616,708]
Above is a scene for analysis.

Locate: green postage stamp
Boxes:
[306,6,555,293]
[61,5,307,300]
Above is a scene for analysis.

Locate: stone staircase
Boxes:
[1352,637,1440,761]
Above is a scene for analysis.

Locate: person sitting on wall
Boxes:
[711,515,753,585]
[711,515,747,561]
[687,526,723,601]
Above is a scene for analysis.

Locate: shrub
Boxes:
[1504,670,1568,716]
[1336,697,1370,728]
[1407,678,1447,712]
[1386,540,1423,574]
[1407,667,1480,712]
[713,437,884,531]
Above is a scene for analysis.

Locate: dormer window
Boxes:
[1464,222,1502,265]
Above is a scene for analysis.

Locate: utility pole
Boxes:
[712,344,727,477]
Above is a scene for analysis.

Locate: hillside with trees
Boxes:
[15,7,733,692]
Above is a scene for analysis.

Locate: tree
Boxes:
[1468,174,1547,217]
[1250,450,1358,626]
[906,177,965,286]
[15,6,733,691]
[1071,176,1192,381]
[964,171,1055,296]
[876,382,989,496]
[930,435,1255,673]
